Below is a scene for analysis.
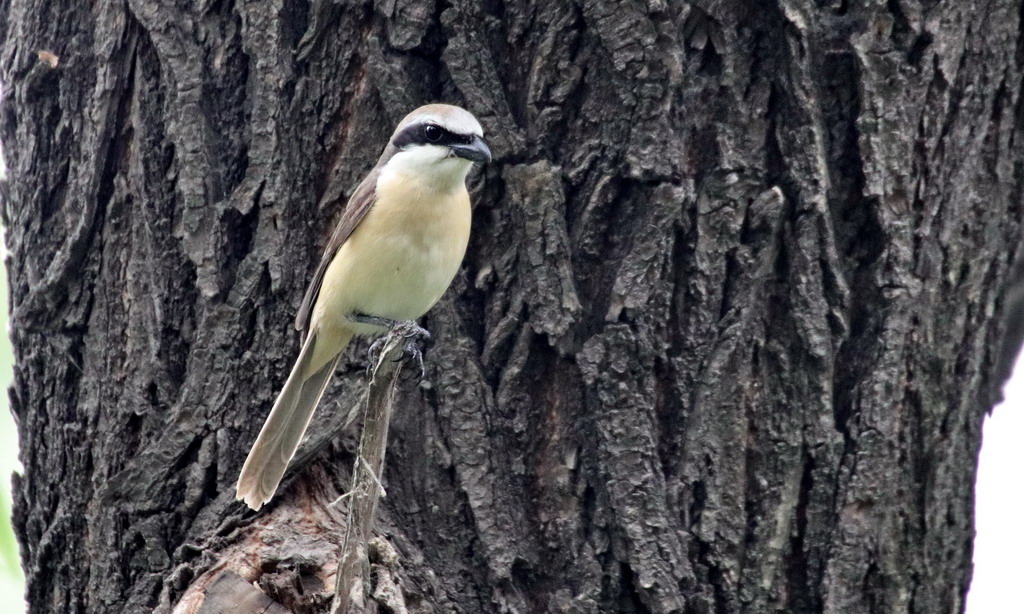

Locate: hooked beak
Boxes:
[450,135,492,164]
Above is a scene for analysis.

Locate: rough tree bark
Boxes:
[1,0,1022,613]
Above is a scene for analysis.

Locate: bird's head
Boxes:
[383,104,491,191]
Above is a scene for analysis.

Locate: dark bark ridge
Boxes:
[1,1,1022,613]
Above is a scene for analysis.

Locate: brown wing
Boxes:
[294,167,380,337]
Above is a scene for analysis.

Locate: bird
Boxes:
[235,104,491,510]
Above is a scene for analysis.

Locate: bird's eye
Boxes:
[423,125,444,143]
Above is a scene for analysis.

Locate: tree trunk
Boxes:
[2,1,1022,612]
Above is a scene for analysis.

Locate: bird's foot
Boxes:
[353,314,431,378]
[391,320,431,379]
[365,336,389,374]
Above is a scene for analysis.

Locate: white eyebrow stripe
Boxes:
[420,115,481,135]
[394,108,484,138]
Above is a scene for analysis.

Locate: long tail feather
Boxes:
[236,330,349,510]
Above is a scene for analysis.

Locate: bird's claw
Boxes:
[399,339,427,379]
[364,319,431,379]
[393,320,431,342]
[392,320,430,379]
[366,336,389,375]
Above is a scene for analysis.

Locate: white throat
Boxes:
[379,145,474,194]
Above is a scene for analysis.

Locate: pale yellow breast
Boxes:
[312,172,472,337]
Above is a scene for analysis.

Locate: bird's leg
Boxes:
[365,336,389,372]
[352,314,401,369]
[349,314,402,330]
[392,321,431,379]
[351,313,431,377]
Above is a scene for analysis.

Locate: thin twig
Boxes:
[330,330,408,614]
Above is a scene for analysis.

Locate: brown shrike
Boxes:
[236,104,491,510]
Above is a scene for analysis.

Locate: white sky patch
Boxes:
[0,247,23,613]
[0,81,25,611]
[967,350,1024,613]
